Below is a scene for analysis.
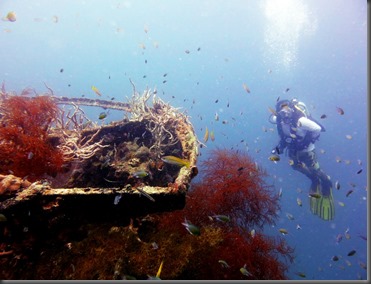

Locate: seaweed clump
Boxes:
[0,89,64,180]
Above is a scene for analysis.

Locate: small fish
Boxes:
[161,156,190,168]
[151,242,159,250]
[132,170,149,178]
[346,189,354,197]
[2,11,16,22]
[27,152,34,160]
[197,47,201,51]
[135,187,155,202]
[344,228,351,239]
[332,255,339,261]
[296,198,302,207]
[185,49,190,54]
[163,80,167,84]
[296,224,302,230]
[278,228,288,235]
[336,107,345,115]
[358,261,367,270]
[250,229,256,238]
[358,234,367,241]
[209,214,230,223]
[268,154,280,162]
[182,219,200,236]
[242,83,250,93]
[203,127,209,143]
[347,250,356,256]
[285,88,290,92]
[268,106,277,115]
[278,187,283,198]
[356,169,363,174]
[335,234,343,244]
[218,260,230,268]
[210,130,215,142]
[113,195,122,205]
[0,214,7,222]
[345,134,352,140]
[335,181,340,190]
[286,213,295,220]
[156,260,164,278]
[308,192,321,199]
[240,264,252,277]
[214,112,219,121]
[147,260,164,280]
[320,114,327,119]
[215,99,219,103]
[98,112,107,120]
[60,68,64,73]
[338,201,345,207]
[163,73,167,77]
[91,85,102,96]
[295,272,306,278]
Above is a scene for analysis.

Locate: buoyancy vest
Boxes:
[275,99,324,151]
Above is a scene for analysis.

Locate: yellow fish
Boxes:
[203,127,209,143]
[147,260,164,280]
[278,228,288,235]
[308,192,321,199]
[161,156,190,168]
[268,154,280,162]
[91,85,102,96]
[2,11,16,22]
[156,260,164,278]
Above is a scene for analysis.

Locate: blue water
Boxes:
[0,0,367,280]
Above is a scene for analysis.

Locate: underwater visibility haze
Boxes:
[0,0,367,281]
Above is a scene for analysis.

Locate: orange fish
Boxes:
[91,86,102,96]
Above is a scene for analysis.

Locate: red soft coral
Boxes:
[0,93,64,180]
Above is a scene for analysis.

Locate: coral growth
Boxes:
[0,92,64,180]
[0,143,292,280]
[154,148,293,279]
[161,148,280,230]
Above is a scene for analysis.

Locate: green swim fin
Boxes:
[309,180,321,216]
[309,180,335,220]
[316,193,335,220]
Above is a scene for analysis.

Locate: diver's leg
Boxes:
[292,150,335,220]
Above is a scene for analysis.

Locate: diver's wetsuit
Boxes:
[273,100,334,220]
[287,146,332,196]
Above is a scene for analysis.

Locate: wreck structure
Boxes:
[0,84,199,223]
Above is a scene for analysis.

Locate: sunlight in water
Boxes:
[263,0,317,71]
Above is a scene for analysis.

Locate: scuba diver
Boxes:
[269,98,335,221]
